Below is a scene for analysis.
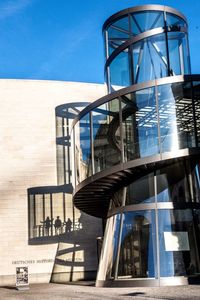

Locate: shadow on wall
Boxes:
[27,102,103,282]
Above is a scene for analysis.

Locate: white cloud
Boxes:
[0,0,33,20]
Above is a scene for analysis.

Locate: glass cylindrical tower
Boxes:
[71,5,200,287]
[103,5,191,92]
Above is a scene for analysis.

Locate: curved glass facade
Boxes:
[97,158,200,282]
[72,5,200,287]
[72,78,199,183]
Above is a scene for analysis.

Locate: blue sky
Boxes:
[0,0,199,83]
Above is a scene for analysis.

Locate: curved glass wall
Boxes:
[72,4,200,287]
[72,78,199,183]
[97,158,200,283]
[104,8,190,91]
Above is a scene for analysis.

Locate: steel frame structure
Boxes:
[71,5,200,287]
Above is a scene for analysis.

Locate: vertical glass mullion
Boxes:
[155,83,162,156]
[114,188,126,279]
[154,172,160,284]
[105,29,111,93]
[90,111,95,174]
[119,97,124,163]
[114,213,124,279]
[179,40,184,75]
[164,11,171,76]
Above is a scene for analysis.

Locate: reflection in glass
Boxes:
[75,114,92,183]
[118,210,157,278]
[158,82,195,153]
[168,32,190,76]
[132,34,167,84]
[132,11,164,33]
[158,209,200,277]
[92,99,121,173]
[166,13,187,28]
[122,87,159,160]
[96,214,121,281]
[110,50,130,90]
[125,172,155,205]
[156,161,190,203]
[190,160,200,203]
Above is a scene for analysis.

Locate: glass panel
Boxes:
[96,214,121,281]
[111,214,122,278]
[182,35,191,74]
[92,99,121,173]
[193,82,200,146]
[158,209,200,277]
[193,209,200,260]
[189,160,200,203]
[107,16,130,55]
[168,32,190,76]
[133,34,167,84]
[110,16,130,35]
[110,50,130,91]
[122,87,159,160]
[156,161,190,203]
[75,114,92,183]
[132,11,164,32]
[108,27,129,39]
[166,13,187,28]
[118,210,157,278]
[125,172,155,205]
[158,82,195,153]
[108,39,127,56]
[110,189,124,209]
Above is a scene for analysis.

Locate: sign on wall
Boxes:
[164,231,190,251]
[16,266,29,290]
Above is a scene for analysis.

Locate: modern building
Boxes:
[71,5,200,287]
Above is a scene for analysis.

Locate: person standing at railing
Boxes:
[54,216,62,235]
[41,216,54,236]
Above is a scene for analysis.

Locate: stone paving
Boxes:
[0,283,200,300]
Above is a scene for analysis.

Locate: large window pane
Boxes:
[156,161,190,203]
[75,114,92,183]
[133,34,167,84]
[125,172,155,205]
[110,50,130,91]
[96,214,121,281]
[168,32,190,76]
[166,13,187,28]
[122,87,159,160]
[158,209,200,277]
[158,82,195,153]
[132,11,164,32]
[107,17,130,56]
[92,99,121,173]
[118,210,157,278]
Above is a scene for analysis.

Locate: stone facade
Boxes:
[0,79,106,285]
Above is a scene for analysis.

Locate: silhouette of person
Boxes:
[64,218,72,233]
[78,214,83,229]
[41,216,53,236]
[54,216,62,235]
